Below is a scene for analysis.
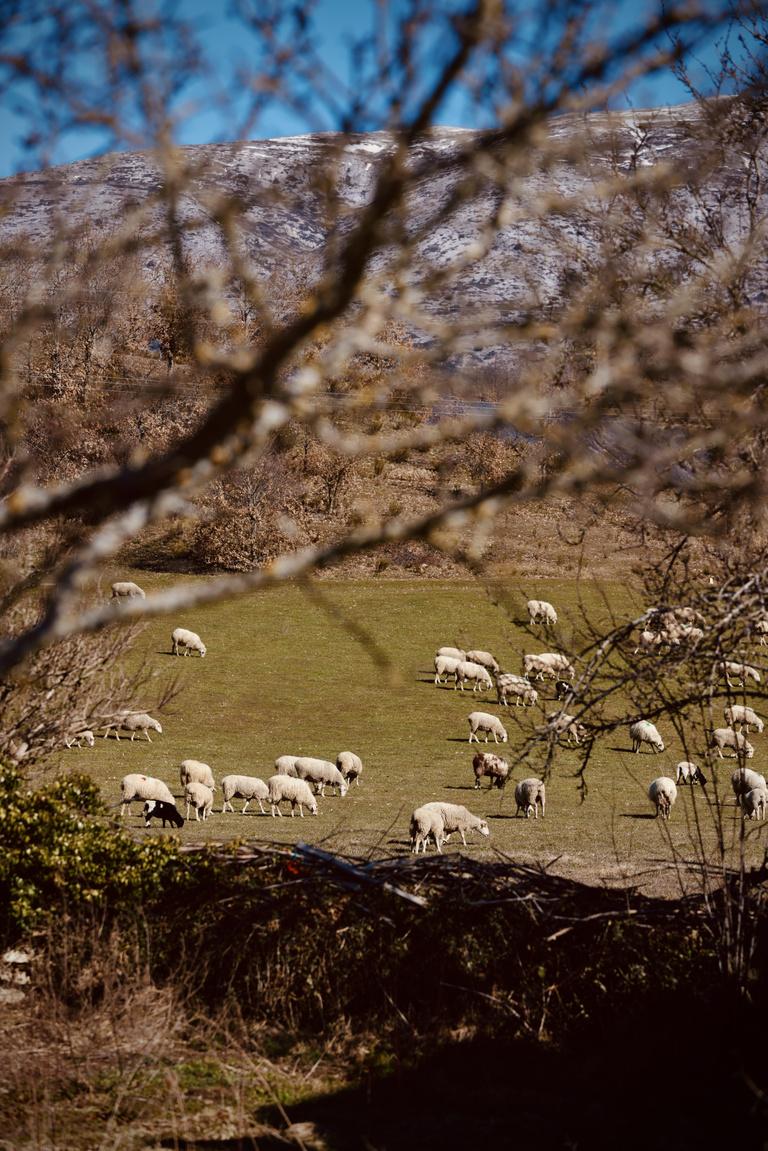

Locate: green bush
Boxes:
[0,763,183,941]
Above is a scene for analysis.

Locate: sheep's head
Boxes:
[478,821,490,837]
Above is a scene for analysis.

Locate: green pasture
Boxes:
[60,573,767,886]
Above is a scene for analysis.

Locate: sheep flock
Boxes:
[60,580,768,861]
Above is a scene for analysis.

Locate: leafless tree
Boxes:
[0,0,763,690]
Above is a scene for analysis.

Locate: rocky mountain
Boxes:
[0,98,758,365]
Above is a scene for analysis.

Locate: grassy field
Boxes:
[57,571,767,892]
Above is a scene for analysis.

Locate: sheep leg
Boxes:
[242,799,250,814]
[257,799,267,814]
[145,732,152,742]
[459,830,467,845]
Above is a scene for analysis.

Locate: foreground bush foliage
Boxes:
[0,764,185,939]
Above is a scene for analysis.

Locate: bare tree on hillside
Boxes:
[0,0,765,692]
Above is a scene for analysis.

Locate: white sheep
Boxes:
[730,768,766,798]
[274,755,300,775]
[467,711,508,743]
[740,787,768,821]
[172,627,207,657]
[648,777,677,820]
[65,730,95,748]
[724,705,764,734]
[119,713,163,742]
[410,805,446,854]
[755,619,768,646]
[184,781,214,821]
[104,712,162,742]
[267,774,318,817]
[527,599,557,627]
[111,581,145,599]
[419,801,490,846]
[120,773,174,817]
[221,775,269,814]
[515,778,546,819]
[546,711,587,745]
[634,629,662,655]
[675,761,707,786]
[496,673,538,707]
[465,650,500,674]
[455,660,494,692]
[711,728,754,759]
[180,759,216,791]
[472,752,510,789]
[436,646,466,662]
[523,652,574,680]
[336,751,363,786]
[294,757,348,796]
[434,654,462,685]
[629,720,665,754]
[719,660,761,686]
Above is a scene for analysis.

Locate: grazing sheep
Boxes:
[274,755,299,776]
[434,654,462,685]
[180,759,216,790]
[410,805,446,854]
[467,712,508,744]
[419,801,490,846]
[455,660,494,692]
[465,650,500,674]
[719,660,761,686]
[143,799,184,828]
[436,646,466,662]
[740,787,768,821]
[724,705,764,734]
[336,751,363,786]
[634,629,663,655]
[104,713,162,742]
[756,619,768,646]
[184,781,214,821]
[527,599,557,627]
[731,768,767,798]
[65,730,95,748]
[172,627,207,657]
[523,652,574,681]
[221,775,269,814]
[121,713,163,742]
[267,775,318,817]
[711,728,754,759]
[515,778,546,819]
[629,720,665,754]
[472,752,510,789]
[496,673,538,707]
[111,581,145,599]
[675,761,707,786]
[120,774,174,817]
[294,757,348,796]
[546,711,587,745]
[648,777,677,820]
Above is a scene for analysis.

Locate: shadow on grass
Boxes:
[619,813,657,820]
[261,1010,762,1151]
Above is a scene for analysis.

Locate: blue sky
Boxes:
[0,0,738,176]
